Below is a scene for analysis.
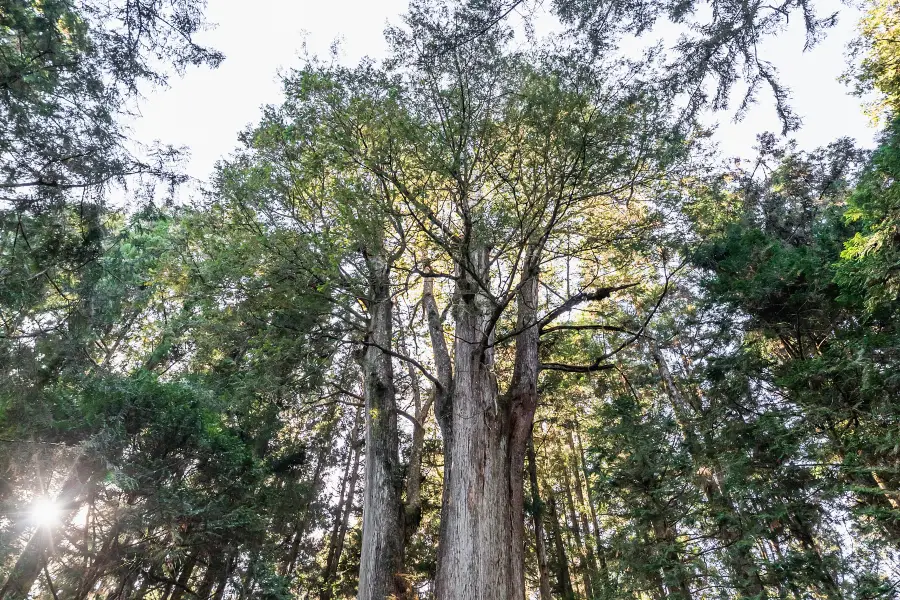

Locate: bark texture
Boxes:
[434,249,540,599]
[357,252,405,600]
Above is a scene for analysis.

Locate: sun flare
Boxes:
[31,498,61,528]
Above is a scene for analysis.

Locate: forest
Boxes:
[1,0,899,598]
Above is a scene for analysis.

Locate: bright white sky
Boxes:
[128,0,878,190]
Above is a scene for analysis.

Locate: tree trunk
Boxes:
[547,490,577,600]
[281,446,328,577]
[651,516,693,600]
[568,430,601,597]
[786,512,841,600]
[434,249,540,599]
[652,343,767,600]
[211,554,234,600]
[322,409,363,600]
[357,251,405,600]
[527,435,553,600]
[561,461,595,598]
[169,552,198,600]
[421,273,453,594]
[73,519,124,600]
[403,359,434,542]
[574,426,612,598]
[1,453,96,600]
[195,554,222,600]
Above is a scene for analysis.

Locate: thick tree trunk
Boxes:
[433,352,517,598]
[357,252,405,600]
[434,250,540,599]
[527,435,553,600]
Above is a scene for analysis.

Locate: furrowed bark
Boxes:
[421,272,453,588]
[434,248,540,599]
[357,251,405,600]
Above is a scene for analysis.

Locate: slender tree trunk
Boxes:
[1,453,96,600]
[211,554,233,600]
[642,531,668,600]
[282,449,328,577]
[169,552,198,600]
[568,430,601,596]
[527,435,553,600]
[403,359,434,541]
[652,343,767,600]
[434,249,540,599]
[574,426,612,598]
[547,490,577,600]
[562,461,595,598]
[421,273,453,593]
[871,471,900,510]
[357,251,405,600]
[786,513,841,600]
[322,409,363,600]
[195,555,222,600]
[764,539,804,600]
[651,515,693,600]
[72,519,125,600]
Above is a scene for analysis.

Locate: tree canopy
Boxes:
[2,0,900,599]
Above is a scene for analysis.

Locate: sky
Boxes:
[127,0,879,190]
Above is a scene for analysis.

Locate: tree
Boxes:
[0,0,222,211]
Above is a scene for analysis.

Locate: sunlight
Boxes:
[31,498,62,528]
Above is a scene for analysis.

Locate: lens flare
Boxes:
[31,498,61,527]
